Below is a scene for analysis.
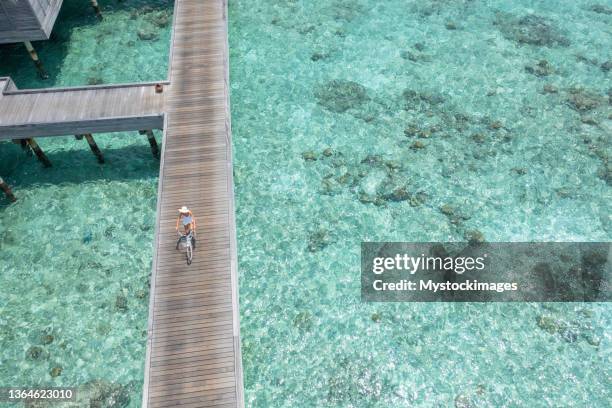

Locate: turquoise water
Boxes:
[229,0,611,406]
[0,0,172,88]
[0,1,171,406]
[0,0,610,407]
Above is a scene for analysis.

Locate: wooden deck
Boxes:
[0,78,165,140]
[142,0,243,407]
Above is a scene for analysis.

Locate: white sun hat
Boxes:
[178,206,190,213]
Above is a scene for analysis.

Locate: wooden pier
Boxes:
[142,0,243,406]
[0,79,165,139]
[0,1,244,406]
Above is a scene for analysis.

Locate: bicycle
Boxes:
[176,230,194,265]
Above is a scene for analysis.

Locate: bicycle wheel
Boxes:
[186,242,193,265]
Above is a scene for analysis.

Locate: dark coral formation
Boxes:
[327,356,383,405]
[327,0,365,22]
[402,89,446,110]
[311,51,330,61]
[400,48,431,63]
[597,161,611,185]
[440,204,472,225]
[566,88,604,112]
[581,248,609,300]
[525,59,554,77]
[495,13,570,47]
[411,0,474,17]
[50,366,63,377]
[302,149,426,207]
[137,28,159,41]
[114,294,128,312]
[536,308,601,346]
[455,394,473,408]
[25,346,49,361]
[401,42,428,62]
[355,155,412,205]
[29,327,55,345]
[464,229,486,244]
[314,80,370,113]
[445,21,459,30]
[542,84,559,94]
[293,311,314,331]
[144,9,171,28]
[136,8,166,42]
[307,228,334,252]
[301,150,318,161]
[589,4,612,14]
[312,80,394,123]
[399,88,480,141]
[410,140,426,150]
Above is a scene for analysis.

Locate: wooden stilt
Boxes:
[24,41,49,79]
[26,138,52,167]
[20,139,30,153]
[83,134,104,164]
[13,139,33,155]
[0,177,17,202]
[140,130,160,158]
[75,134,84,140]
[20,139,32,155]
[90,0,103,20]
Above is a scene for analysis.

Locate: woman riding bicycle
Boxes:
[176,206,196,249]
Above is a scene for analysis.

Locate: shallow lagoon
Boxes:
[0,0,610,407]
[229,0,611,406]
[0,1,171,406]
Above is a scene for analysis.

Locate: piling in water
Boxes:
[0,177,17,202]
[26,138,52,167]
[12,139,32,154]
[91,0,103,20]
[24,41,49,79]
[83,134,105,164]
[140,130,160,158]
